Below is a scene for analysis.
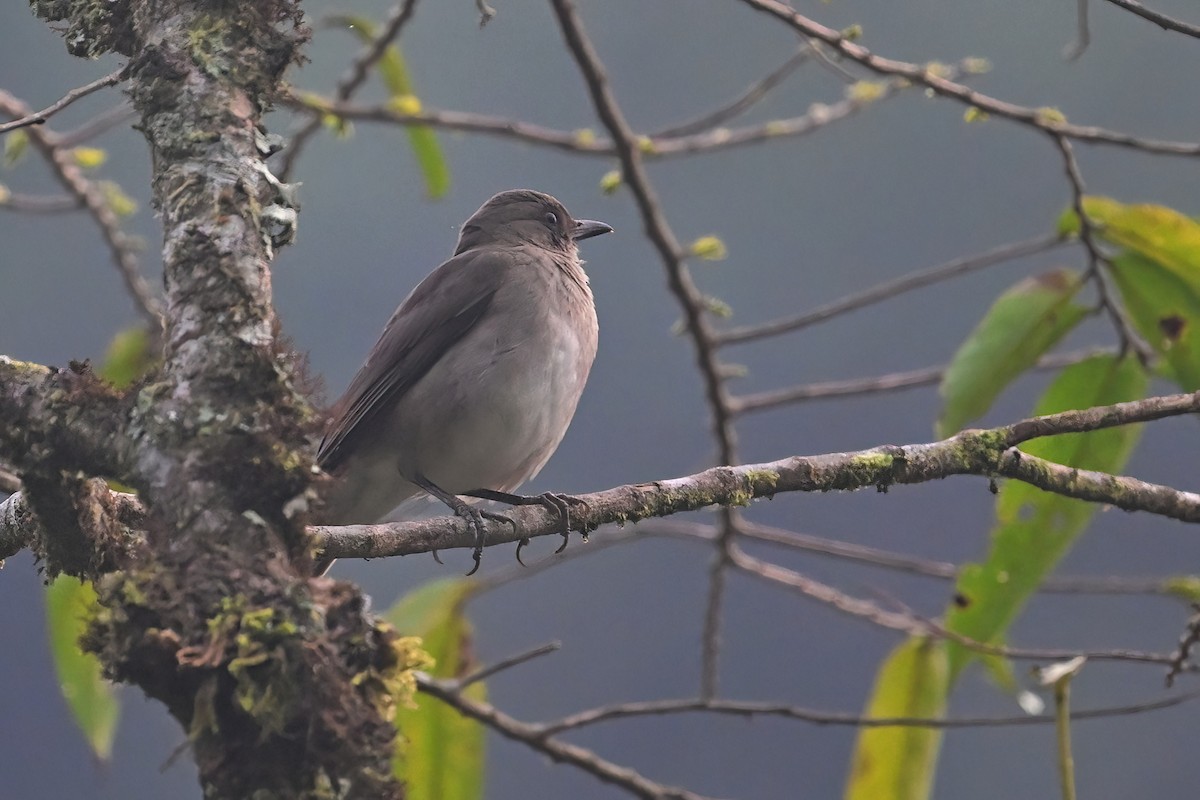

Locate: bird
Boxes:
[314,189,613,575]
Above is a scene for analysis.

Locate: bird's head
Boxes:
[455,189,613,255]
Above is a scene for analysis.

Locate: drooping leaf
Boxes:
[1058,197,1200,294]
[385,579,484,800]
[332,15,451,199]
[1108,251,1200,391]
[46,577,119,761]
[945,353,1148,678]
[844,638,948,800]
[937,269,1088,437]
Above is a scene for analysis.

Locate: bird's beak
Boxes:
[572,219,614,241]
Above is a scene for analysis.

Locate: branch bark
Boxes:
[15,2,410,797]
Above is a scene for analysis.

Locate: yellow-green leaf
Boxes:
[97,180,138,217]
[334,15,450,199]
[844,638,948,800]
[1109,251,1200,391]
[386,579,484,800]
[946,353,1148,678]
[1058,197,1200,295]
[690,235,728,261]
[46,577,119,761]
[937,269,1087,437]
[4,130,29,167]
[70,147,107,168]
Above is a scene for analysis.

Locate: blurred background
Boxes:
[3,0,1200,797]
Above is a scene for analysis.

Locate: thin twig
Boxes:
[57,101,136,147]
[284,74,916,160]
[735,0,1200,156]
[533,690,1200,736]
[651,47,812,138]
[458,641,562,688]
[717,233,1067,346]
[1051,134,1153,363]
[0,91,161,324]
[699,533,729,699]
[1101,0,1200,38]
[0,193,82,213]
[1165,605,1200,687]
[418,675,718,800]
[657,518,1196,597]
[0,70,125,135]
[732,545,1196,668]
[730,347,1104,414]
[277,0,422,179]
[1064,0,1091,60]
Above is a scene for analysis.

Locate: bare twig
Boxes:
[1165,605,1200,687]
[1101,0,1200,38]
[1065,0,1091,60]
[733,545,1196,667]
[730,348,1104,414]
[533,690,1200,735]
[699,534,729,699]
[651,518,1196,597]
[284,75,916,160]
[0,70,125,135]
[0,91,161,324]
[278,0,422,179]
[651,47,811,137]
[735,0,1200,156]
[57,101,136,147]
[0,193,82,213]
[418,675,718,800]
[458,641,561,688]
[717,233,1068,346]
[1051,134,1152,362]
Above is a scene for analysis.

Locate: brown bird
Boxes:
[315,189,612,574]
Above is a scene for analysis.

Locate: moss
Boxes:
[30,0,136,57]
[957,429,1009,471]
[743,468,779,492]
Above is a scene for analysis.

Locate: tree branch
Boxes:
[735,0,1200,156]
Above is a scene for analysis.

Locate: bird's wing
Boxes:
[317,249,512,471]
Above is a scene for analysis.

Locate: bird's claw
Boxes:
[462,507,516,576]
[515,537,531,567]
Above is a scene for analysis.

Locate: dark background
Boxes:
[3,1,1200,797]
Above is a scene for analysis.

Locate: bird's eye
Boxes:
[544,211,559,226]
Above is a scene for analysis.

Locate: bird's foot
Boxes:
[465,488,586,557]
[458,504,516,576]
[415,474,516,575]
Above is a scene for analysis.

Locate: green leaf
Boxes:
[46,577,119,761]
[98,327,156,389]
[1058,197,1200,294]
[385,579,484,800]
[1109,251,1200,391]
[937,269,1088,437]
[945,353,1148,678]
[333,15,451,199]
[844,638,948,800]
